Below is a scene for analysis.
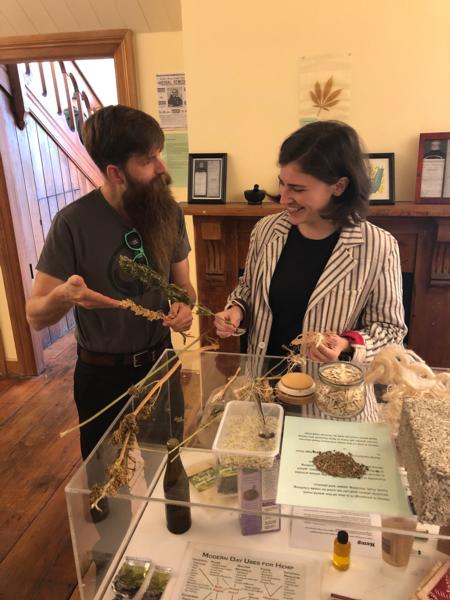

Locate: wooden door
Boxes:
[0,29,137,375]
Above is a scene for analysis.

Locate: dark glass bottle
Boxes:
[163,438,192,534]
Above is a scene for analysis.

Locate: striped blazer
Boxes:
[227,211,407,422]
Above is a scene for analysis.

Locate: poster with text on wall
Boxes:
[161,132,189,187]
[277,417,412,518]
[156,73,187,129]
[298,53,351,126]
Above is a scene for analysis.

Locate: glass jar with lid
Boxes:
[315,362,365,418]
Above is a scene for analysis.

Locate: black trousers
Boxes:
[73,348,184,460]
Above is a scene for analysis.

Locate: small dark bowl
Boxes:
[244,185,266,204]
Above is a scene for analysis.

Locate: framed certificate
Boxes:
[187,153,227,203]
[415,132,450,204]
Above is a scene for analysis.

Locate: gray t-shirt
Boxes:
[36,189,190,353]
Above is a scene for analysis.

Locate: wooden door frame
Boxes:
[0,29,138,376]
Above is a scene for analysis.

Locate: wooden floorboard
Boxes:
[0,333,81,600]
[0,332,203,599]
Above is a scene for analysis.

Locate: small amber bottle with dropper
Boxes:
[333,530,351,570]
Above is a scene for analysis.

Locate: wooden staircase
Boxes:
[7,59,103,184]
[0,60,104,370]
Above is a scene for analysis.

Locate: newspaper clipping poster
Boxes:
[156,73,187,129]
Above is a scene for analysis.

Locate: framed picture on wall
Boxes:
[415,132,450,204]
[368,153,395,205]
[187,153,227,203]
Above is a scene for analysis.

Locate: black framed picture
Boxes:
[368,153,395,205]
[187,153,227,204]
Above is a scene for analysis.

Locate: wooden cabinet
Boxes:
[183,203,450,368]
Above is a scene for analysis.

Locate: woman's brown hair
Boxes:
[276,120,371,227]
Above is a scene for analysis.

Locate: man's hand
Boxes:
[308,333,351,362]
[26,271,121,330]
[214,306,244,338]
[163,302,193,332]
[61,275,121,309]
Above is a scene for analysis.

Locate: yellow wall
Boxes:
[134,32,199,347]
[0,267,16,361]
[181,0,450,203]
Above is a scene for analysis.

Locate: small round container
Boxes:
[276,372,316,412]
[315,362,365,419]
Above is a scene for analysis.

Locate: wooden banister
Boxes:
[5,64,26,129]
[71,61,103,110]
[10,58,104,141]
[38,62,47,96]
[49,62,62,115]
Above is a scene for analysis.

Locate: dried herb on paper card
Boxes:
[313,451,369,478]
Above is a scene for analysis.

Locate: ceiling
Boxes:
[0,0,182,36]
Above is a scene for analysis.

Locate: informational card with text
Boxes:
[176,543,321,599]
[277,417,412,517]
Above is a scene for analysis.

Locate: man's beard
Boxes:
[122,171,179,275]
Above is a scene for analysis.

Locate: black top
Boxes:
[267,226,340,356]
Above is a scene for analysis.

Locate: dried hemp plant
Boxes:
[118,298,193,343]
[309,76,342,117]
[287,330,335,368]
[119,256,245,335]
[88,339,220,511]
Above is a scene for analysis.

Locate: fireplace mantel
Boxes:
[183,202,450,367]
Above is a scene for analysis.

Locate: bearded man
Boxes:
[26,105,195,465]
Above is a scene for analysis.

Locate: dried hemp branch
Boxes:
[119,255,243,333]
[88,341,219,511]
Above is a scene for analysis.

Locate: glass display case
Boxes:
[65,350,449,600]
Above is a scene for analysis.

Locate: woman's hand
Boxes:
[163,302,193,332]
[214,305,244,338]
[308,333,351,362]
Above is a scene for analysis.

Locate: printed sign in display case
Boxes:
[65,350,450,600]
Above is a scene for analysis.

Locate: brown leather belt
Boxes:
[77,338,169,368]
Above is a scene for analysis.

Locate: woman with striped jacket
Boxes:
[214,121,406,422]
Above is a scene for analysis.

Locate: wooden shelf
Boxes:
[182,201,450,218]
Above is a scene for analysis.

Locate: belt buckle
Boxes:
[132,350,148,368]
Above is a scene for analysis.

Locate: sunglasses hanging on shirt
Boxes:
[124,228,149,267]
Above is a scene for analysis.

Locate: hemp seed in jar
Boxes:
[315,362,365,418]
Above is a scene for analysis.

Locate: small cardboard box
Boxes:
[238,456,281,535]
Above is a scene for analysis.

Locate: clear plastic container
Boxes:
[315,362,365,418]
[212,400,283,469]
